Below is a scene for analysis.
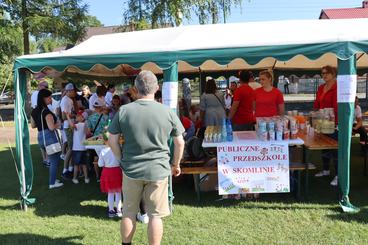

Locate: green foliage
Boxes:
[35,37,66,53]
[2,0,90,54]
[85,14,103,27]
[122,0,243,28]
[0,16,22,63]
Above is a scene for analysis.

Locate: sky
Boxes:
[84,0,364,26]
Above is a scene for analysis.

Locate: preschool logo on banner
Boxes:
[217,142,290,195]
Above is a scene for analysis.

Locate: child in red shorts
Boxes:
[98,135,123,218]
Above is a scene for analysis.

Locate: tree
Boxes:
[2,0,89,55]
[188,0,243,24]
[122,0,243,29]
[0,9,22,63]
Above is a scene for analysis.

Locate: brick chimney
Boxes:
[363,1,368,8]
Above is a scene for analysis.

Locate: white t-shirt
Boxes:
[89,93,106,111]
[105,91,113,107]
[98,147,120,168]
[72,122,86,151]
[248,82,262,90]
[355,105,362,123]
[31,91,38,109]
[60,96,74,128]
[224,95,232,109]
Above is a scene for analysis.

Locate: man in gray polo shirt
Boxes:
[108,70,185,245]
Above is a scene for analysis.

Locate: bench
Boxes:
[180,160,316,202]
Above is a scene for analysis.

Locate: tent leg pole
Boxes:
[16,71,27,211]
[337,56,359,213]
[163,63,179,212]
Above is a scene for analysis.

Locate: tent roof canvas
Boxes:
[15,18,368,73]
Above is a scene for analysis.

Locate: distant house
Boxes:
[54,24,173,51]
[79,26,121,42]
[320,1,368,19]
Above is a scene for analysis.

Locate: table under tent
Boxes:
[14,18,368,212]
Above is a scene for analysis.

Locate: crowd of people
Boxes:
[29,67,367,245]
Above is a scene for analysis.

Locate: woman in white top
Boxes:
[224,88,232,116]
[89,85,107,111]
[353,96,367,142]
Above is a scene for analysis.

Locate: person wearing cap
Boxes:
[89,85,107,111]
[229,70,255,131]
[60,82,77,179]
[108,70,185,245]
[87,99,109,181]
[71,110,90,184]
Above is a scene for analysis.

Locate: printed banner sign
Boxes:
[337,75,357,103]
[217,142,289,195]
[162,81,178,109]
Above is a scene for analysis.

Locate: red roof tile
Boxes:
[320,8,368,19]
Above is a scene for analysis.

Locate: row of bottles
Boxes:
[204,119,233,142]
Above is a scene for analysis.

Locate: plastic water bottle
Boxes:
[221,119,227,142]
[226,119,233,142]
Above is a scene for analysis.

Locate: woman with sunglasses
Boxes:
[313,65,338,186]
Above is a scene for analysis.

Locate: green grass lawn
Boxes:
[1,141,368,245]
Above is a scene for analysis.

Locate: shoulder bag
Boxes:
[41,109,62,155]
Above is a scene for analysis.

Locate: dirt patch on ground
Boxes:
[0,104,38,144]
[0,126,38,144]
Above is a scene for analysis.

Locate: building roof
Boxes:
[81,26,121,42]
[320,1,368,19]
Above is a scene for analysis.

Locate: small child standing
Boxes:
[98,134,122,218]
[72,112,90,184]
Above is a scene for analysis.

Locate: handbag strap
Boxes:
[213,93,226,112]
[40,108,60,147]
[91,113,104,135]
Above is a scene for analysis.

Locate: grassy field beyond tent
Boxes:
[1,142,368,245]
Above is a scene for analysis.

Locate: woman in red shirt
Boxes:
[313,65,338,186]
[254,70,285,118]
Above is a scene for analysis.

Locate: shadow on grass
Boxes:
[0,144,109,219]
[326,208,368,225]
[2,141,368,219]
[0,233,83,245]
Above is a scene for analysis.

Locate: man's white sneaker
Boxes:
[49,182,64,189]
[84,178,90,184]
[315,170,330,177]
[72,178,79,184]
[137,212,149,224]
[330,176,338,186]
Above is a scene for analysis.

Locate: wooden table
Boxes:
[296,131,338,150]
[296,131,338,199]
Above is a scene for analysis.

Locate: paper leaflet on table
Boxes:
[162,81,178,109]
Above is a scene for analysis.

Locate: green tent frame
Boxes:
[13,27,368,211]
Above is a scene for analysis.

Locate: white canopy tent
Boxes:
[14,18,368,211]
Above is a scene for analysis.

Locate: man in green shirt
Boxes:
[108,70,185,245]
